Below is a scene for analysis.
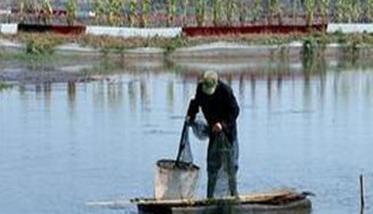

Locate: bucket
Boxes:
[154,159,199,200]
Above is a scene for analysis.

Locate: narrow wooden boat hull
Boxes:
[182,24,327,37]
[133,190,312,214]
[138,198,311,214]
[18,23,86,35]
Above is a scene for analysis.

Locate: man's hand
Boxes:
[212,122,223,133]
[185,116,192,124]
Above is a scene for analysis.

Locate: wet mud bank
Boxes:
[1,39,373,85]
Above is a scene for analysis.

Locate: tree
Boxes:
[141,0,151,27]
[225,0,237,26]
[195,0,206,27]
[107,0,124,26]
[347,0,360,22]
[369,0,373,22]
[250,0,263,23]
[182,0,189,26]
[166,0,176,27]
[291,0,300,24]
[41,0,53,25]
[94,0,106,24]
[304,0,315,27]
[267,0,282,25]
[319,0,329,27]
[212,0,223,26]
[128,0,137,27]
[65,0,78,26]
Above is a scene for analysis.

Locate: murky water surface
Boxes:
[1,57,373,214]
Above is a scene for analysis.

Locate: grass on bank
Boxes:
[2,31,373,56]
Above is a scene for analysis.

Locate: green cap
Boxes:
[202,71,218,95]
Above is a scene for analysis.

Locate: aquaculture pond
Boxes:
[0,55,373,214]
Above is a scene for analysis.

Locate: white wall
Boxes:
[0,23,18,35]
[327,23,373,33]
[86,26,182,38]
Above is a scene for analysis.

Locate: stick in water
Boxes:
[360,174,365,209]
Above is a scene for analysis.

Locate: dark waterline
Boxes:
[0,57,373,214]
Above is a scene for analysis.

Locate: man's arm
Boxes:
[187,84,202,121]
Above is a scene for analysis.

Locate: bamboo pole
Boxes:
[360,174,365,209]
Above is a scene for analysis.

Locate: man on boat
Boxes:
[187,71,240,198]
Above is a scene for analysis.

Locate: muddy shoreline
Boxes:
[2,38,372,59]
[1,39,373,85]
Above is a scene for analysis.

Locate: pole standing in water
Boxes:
[187,71,240,198]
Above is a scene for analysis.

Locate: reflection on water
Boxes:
[1,57,373,214]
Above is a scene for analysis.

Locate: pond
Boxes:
[0,55,372,214]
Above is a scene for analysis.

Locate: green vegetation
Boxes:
[9,0,373,27]
[41,0,53,25]
[93,0,106,24]
[182,0,189,25]
[0,81,12,91]
[166,0,177,27]
[369,0,373,21]
[267,0,282,25]
[22,34,63,55]
[250,0,262,23]
[319,0,329,27]
[107,0,124,26]
[226,0,238,26]
[66,0,78,26]
[304,0,315,27]
[195,0,206,27]
[212,0,223,26]
[3,32,373,57]
[291,0,300,23]
[128,0,137,27]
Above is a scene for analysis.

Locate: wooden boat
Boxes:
[131,189,312,214]
[18,23,86,35]
[182,24,327,37]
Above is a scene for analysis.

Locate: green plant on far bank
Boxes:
[41,0,53,25]
[166,0,177,27]
[65,0,78,26]
[195,0,206,27]
[302,37,318,58]
[334,0,360,23]
[212,0,223,26]
[268,0,282,25]
[182,0,189,26]
[346,0,360,22]
[238,1,248,26]
[249,0,262,23]
[163,36,186,53]
[301,37,321,74]
[24,34,62,55]
[18,1,28,23]
[368,0,373,22]
[107,0,124,26]
[94,0,106,24]
[304,0,315,27]
[334,0,344,22]
[291,0,300,24]
[0,81,12,91]
[225,0,237,26]
[140,0,151,27]
[319,0,329,27]
[128,0,137,27]
[344,34,363,60]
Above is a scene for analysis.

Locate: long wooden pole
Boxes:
[360,174,365,209]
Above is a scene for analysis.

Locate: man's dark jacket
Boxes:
[187,80,240,143]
